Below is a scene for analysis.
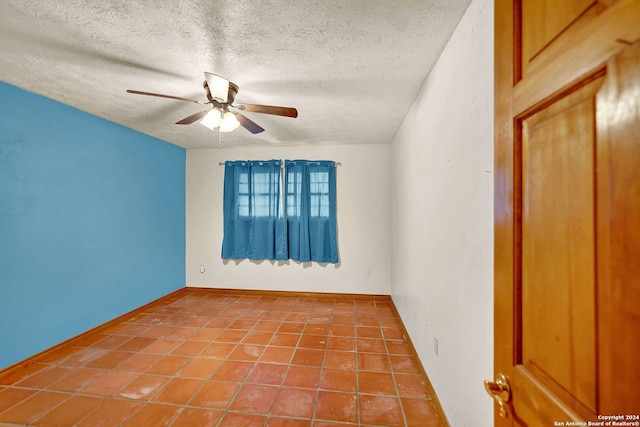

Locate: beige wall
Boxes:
[390,0,494,425]
[186,143,392,295]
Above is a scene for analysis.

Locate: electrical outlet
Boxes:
[433,337,439,356]
[200,264,205,273]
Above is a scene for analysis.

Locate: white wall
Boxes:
[390,0,494,425]
[186,143,391,295]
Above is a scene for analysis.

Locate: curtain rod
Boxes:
[218,161,342,166]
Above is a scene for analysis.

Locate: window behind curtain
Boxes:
[221,160,285,260]
[222,159,338,264]
[284,160,339,263]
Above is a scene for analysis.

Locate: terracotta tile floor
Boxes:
[0,289,446,426]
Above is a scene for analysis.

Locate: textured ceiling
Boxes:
[0,0,472,149]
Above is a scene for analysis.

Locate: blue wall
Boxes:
[0,82,186,369]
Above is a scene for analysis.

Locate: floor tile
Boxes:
[324,351,356,370]
[170,340,208,357]
[389,355,422,374]
[304,323,330,335]
[247,363,287,385]
[228,344,265,361]
[356,316,381,327]
[151,377,204,404]
[165,327,198,340]
[298,335,328,350]
[200,342,237,359]
[357,353,391,372]
[117,323,151,336]
[359,394,404,427]
[140,324,176,338]
[395,373,429,398]
[0,387,37,413]
[230,383,279,413]
[217,329,249,342]
[358,371,396,395]
[31,394,103,427]
[179,357,223,379]
[92,334,131,349]
[283,366,321,389]
[259,347,295,364]
[85,350,133,369]
[189,380,240,409]
[81,371,138,396]
[144,355,190,375]
[278,322,305,334]
[14,366,72,388]
[116,336,156,352]
[0,363,48,385]
[253,320,282,332]
[356,326,383,338]
[314,390,358,424]
[48,367,104,392]
[386,340,413,355]
[117,374,169,400]
[271,388,316,417]
[266,416,312,426]
[229,319,257,329]
[379,316,403,328]
[402,397,444,427]
[291,349,324,367]
[242,331,275,345]
[189,327,224,341]
[206,318,234,329]
[382,327,405,340]
[271,333,301,347]
[117,352,163,373]
[332,315,356,325]
[212,360,254,382]
[71,333,106,348]
[327,336,356,351]
[357,338,387,353]
[219,412,268,426]
[320,368,357,392]
[170,407,223,427]
[140,338,182,354]
[57,347,108,367]
[0,390,69,425]
[121,402,182,426]
[313,421,357,427]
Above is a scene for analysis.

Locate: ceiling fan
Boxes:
[127,72,298,134]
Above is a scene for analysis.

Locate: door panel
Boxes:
[596,41,640,413]
[520,77,600,414]
[521,0,600,68]
[494,0,640,425]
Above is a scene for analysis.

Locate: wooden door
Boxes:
[493,0,640,425]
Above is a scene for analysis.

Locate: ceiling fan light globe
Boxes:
[200,109,221,130]
[220,111,240,132]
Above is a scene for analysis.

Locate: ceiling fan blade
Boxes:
[126,89,204,104]
[236,104,298,118]
[175,109,210,125]
[204,72,229,103]
[235,113,265,134]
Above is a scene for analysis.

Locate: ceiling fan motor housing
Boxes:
[203,80,239,104]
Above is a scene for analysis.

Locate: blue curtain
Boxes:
[221,160,286,260]
[285,160,339,263]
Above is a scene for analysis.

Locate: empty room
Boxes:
[1,1,638,426]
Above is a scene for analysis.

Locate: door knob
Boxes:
[484,372,511,418]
